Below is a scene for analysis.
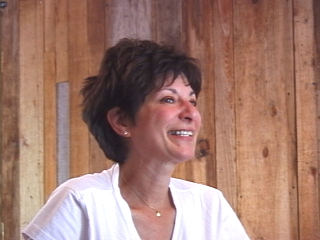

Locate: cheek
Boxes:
[191,109,202,129]
[136,108,172,128]
[156,109,178,124]
[146,106,175,120]
[197,113,202,126]
[146,113,173,129]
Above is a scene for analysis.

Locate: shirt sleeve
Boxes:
[22,186,88,240]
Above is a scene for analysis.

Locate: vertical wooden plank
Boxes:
[1,0,20,239]
[106,0,152,46]
[44,0,57,198]
[234,0,298,239]
[152,0,182,47]
[68,0,90,177]
[153,0,200,182]
[294,0,320,238]
[87,0,110,173]
[180,0,216,187]
[151,0,186,179]
[212,0,237,208]
[103,0,152,167]
[55,0,68,83]
[315,1,320,229]
[19,0,45,232]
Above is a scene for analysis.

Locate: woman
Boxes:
[23,38,250,239]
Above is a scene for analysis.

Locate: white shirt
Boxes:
[23,164,250,240]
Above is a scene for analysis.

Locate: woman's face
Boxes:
[126,75,201,164]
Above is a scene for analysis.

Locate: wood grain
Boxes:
[212,0,237,209]
[44,0,57,199]
[181,0,216,188]
[55,0,68,83]
[234,0,298,238]
[1,0,319,238]
[19,0,45,234]
[106,0,152,46]
[104,0,153,169]
[152,0,182,47]
[68,0,90,178]
[87,0,109,173]
[152,0,186,179]
[315,3,320,236]
[1,0,20,239]
[294,0,320,238]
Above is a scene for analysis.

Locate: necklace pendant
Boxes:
[156,211,161,217]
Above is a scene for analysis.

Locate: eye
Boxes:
[160,96,175,104]
[190,99,197,106]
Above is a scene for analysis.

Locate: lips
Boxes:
[168,130,194,136]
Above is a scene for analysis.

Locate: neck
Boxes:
[119,158,176,211]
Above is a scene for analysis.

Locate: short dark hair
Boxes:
[81,38,202,163]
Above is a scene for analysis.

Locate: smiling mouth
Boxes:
[168,130,194,136]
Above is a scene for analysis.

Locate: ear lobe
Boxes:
[107,107,129,136]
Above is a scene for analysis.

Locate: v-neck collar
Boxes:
[110,164,181,240]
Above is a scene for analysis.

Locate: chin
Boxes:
[172,152,195,163]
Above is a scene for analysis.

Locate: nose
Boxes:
[179,101,200,123]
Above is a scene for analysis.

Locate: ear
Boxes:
[107,107,130,137]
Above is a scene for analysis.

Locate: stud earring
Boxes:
[124,131,128,136]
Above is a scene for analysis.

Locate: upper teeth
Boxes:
[169,130,193,136]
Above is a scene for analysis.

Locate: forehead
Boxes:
[143,75,195,103]
[158,75,192,91]
[159,76,194,93]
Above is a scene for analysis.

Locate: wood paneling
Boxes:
[153,0,182,46]
[1,0,319,239]
[106,0,152,45]
[44,0,57,198]
[315,4,320,239]
[234,0,298,238]
[68,1,90,178]
[87,0,107,174]
[1,0,20,239]
[181,0,216,188]
[294,0,320,239]
[212,0,237,208]
[19,0,45,236]
[55,0,68,83]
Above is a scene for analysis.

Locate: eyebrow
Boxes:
[162,87,195,96]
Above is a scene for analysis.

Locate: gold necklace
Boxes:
[122,177,162,217]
